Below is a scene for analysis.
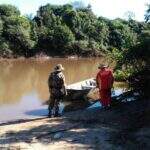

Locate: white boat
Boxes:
[67,78,96,90]
[64,78,98,101]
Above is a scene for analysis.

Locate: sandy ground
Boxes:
[0,99,150,150]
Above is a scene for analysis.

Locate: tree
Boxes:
[124,30,150,98]
[109,19,137,49]
[34,4,62,28]
[0,4,20,18]
[128,19,144,34]
[0,3,149,58]
[0,38,12,57]
[124,30,150,69]
[3,16,35,56]
[37,24,75,55]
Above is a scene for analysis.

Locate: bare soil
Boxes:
[0,99,150,150]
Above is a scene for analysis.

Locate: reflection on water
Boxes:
[0,91,48,123]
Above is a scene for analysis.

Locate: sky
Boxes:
[0,0,149,21]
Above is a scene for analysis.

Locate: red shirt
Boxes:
[96,68,114,90]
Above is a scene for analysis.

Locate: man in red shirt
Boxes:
[96,64,114,108]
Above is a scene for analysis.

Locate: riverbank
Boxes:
[0,53,104,60]
[0,99,150,149]
[0,56,72,61]
[0,56,102,64]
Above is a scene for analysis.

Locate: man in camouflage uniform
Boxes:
[48,64,67,117]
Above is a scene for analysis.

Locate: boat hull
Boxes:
[64,89,91,101]
[64,78,96,101]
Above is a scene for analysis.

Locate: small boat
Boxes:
[67,78,96,90]
[64,78,97,101]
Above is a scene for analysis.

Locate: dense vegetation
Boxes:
[0,3,149,58]
[112,4,150,99]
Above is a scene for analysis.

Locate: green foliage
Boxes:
[128,68,150,98]
[53,25,75,45]
[114,70,128,81]
[67,40,89,55]
[124,29,150,70]
[0,3,149,58]
[35,4,63,28]
[109,48,124,62]
[114,68,135,81]
[36,24,75,55]
[5,16,31,29]
[0,4,20,18]
[114,13,150,97]
[128,19,144,34]
[2,15,35,57]
[48,24,75,55]
[0,38,12,57]
[109,19,137,49]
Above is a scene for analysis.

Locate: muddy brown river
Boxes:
[0,58,125,123]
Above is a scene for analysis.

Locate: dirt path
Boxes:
[0,100,150,150]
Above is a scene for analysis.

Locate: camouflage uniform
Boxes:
[48,71,66,117]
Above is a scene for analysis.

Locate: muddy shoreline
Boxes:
[0,99,150,149]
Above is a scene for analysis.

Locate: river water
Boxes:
[0,58,126,123]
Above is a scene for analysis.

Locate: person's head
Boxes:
[98,64,108,70]
[54,64,64,72]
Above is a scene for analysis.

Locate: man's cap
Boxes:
[54,64,64,71]
[98,64,108,69]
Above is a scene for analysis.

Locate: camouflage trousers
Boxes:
[48,90,63,117]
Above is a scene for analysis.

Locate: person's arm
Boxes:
[61,73,67,95]
[48,74,52,93]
